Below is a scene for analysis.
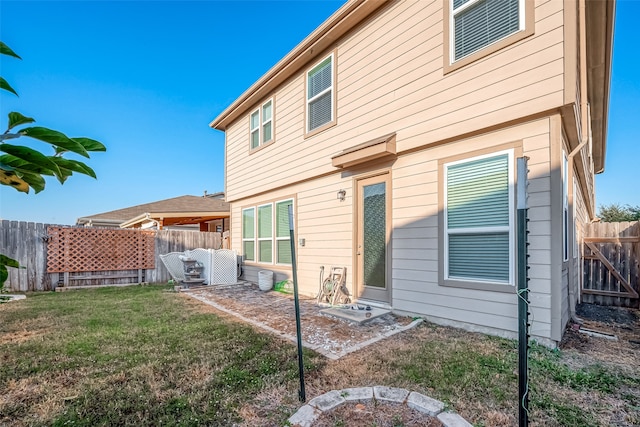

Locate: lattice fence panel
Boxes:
[47,227,155,273]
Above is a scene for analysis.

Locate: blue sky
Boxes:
[0,0,638,225]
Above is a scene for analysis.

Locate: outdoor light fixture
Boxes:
[337,189,346,201]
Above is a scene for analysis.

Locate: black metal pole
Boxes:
[517,157,529,427]
[288,204,306,402]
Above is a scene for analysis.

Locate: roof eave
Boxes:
[119,213,149,229]
[76,217,124,226]
[120,211,231,229]
[209,0,389,131]
[586,0,615,174]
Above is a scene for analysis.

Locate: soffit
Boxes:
[120,211,230,229]
[586,0,615,173]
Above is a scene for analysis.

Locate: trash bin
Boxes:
[258,270,274,291]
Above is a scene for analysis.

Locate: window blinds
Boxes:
[308,56,332,131]
[447,154,509,228]
[454,0,520,61]
[276,200,293,264]
[446,153,510,282]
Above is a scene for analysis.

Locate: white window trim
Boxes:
[443,149,515,286]
[257,203,273,264]
[242,207,256,262]
[573,177,578,259]
[450,0,526,64]
[262,100,273,144]
[306,53,334,134]
[562,152,569,262]
[242,198,294,266]
[249,98,274,150]
[250,109,260,149]
[275,198,293,266]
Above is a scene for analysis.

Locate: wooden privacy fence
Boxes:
[582,221,640,308]
[1,220,223,291]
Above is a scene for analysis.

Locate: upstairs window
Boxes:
[306,53,335,134]
[249,99,274,150]
[262,100,272,143]
[448,0,532,64]
[250,110,260,149]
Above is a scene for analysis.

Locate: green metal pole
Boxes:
[517,157,529,427]
[288,204,306,402]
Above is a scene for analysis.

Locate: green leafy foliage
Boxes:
[0,254,25,291]
[0,41,21,59]
[73,137,106,152]
[0,77,18,97]
[597,203,640,222]
[7,112,34,130]
[19,126,90,157]
[1,40,105,195]
[0,40,106,287]
[0,143,62,179]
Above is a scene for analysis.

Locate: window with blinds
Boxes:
[452,0,523,62]
[242,208,255,262]
[275,199,293,264]
[241,199,294,266]
[249,99,274,150]
[306,54,334,133]
[445,151,513,284]
[262,100,272,144]
[257,204,273,263]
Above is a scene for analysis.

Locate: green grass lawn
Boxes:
[0,285,322,426]
[1,285,638,426]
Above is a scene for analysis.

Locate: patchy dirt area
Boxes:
[184,285,639,426]
[185,282,416,359]
[314,401,443,427]
[560,303,640,368]
[576,303,639,325]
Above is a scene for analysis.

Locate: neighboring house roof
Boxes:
[76,195,230,228]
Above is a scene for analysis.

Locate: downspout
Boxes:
[566,0,590,325]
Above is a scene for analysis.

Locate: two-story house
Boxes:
[210,0,614,346]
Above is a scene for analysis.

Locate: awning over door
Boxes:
[331,133,396,168]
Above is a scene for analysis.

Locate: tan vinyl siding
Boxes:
[561,268,570,329]
[391,118,552,341]
[233,119,556,342]
[232,173,355,298]
[224,0,565,203]
[218,0,592,345]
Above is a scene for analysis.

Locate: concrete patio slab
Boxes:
[320,305,390,324]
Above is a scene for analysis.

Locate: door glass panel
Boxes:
[363,182,386,288]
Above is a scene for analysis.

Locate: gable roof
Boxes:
[209,0,389,131]
[76,195,230,227]
[210,0,613,173]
